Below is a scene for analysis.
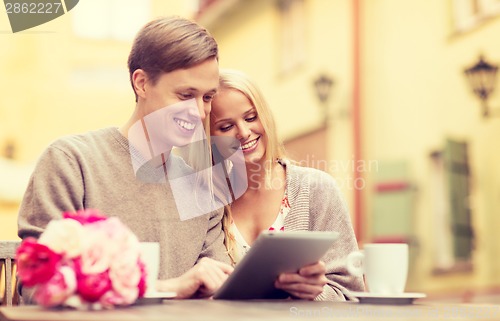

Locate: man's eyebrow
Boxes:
[177,87,218,93]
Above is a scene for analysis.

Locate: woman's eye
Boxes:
[246,115,257,122]
[219,125,233,132]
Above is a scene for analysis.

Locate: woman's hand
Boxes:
[156,257,233,299]
[274,261,328,300]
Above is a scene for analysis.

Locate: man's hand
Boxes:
[156,257,233,299]
[274,261,328,300]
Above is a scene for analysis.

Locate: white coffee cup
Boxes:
[346,243,409,295]
[139,242,160,295]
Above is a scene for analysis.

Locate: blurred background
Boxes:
[1,0,499,302]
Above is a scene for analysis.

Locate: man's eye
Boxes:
[180,93,193,99]
[203,95,214,102]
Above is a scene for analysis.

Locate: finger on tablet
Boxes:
[299,261,326,276]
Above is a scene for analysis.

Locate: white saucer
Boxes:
[350,291,426,305]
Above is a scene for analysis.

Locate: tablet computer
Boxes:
[213,230,339,300]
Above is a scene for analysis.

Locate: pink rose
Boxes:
[63,209,107,225]
[99,290,128,308]
[78,232,113,275]
[109,246,142,304]
[79,218,139,275]
[34,266,76,307]
[77,270,112,303]
[16,238,62,287]
[137,259,147,298]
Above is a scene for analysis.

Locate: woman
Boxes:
[210,69,364,301]
[18,16,232,301]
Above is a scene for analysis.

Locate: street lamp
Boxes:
[313,74,334,124]
[464,55,499,118]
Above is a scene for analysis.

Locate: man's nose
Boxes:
[195,98,211,121]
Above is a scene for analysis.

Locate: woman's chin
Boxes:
[244,155,264,167]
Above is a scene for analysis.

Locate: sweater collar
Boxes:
[280,160,310,231]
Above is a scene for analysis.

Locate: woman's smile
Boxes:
[241,137,260,153]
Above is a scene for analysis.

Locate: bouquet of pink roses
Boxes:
[16,209,147,309]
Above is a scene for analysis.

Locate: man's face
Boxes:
[140,57,219,122]
[133,58,219,149]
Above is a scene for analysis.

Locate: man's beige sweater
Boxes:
[18,127,230,284]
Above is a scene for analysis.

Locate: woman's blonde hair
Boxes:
[217,69,286,180]
[213,69,286,264]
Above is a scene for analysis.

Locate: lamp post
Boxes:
[464,55,499,118]
[313,74,334,125]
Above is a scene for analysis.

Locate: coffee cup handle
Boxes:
[346,251,364,277]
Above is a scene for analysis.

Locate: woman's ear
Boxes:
[132,69,148,100]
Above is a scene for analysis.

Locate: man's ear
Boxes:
[132,69,148,100]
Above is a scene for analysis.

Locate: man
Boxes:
[18,16,232,301]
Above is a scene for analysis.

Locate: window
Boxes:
[430,139,474,274]
[72,0,151,41]
[452,0,500,33]
[276,0,306,73]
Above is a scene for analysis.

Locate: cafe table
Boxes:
[1,299,499,321]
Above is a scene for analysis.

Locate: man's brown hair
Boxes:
[128,16,218,101]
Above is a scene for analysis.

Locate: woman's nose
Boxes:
[236,124,251,140]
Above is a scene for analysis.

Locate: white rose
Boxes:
[39,219,85,258]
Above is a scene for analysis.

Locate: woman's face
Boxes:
[210,88,267,166]
[135,58,219,148]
